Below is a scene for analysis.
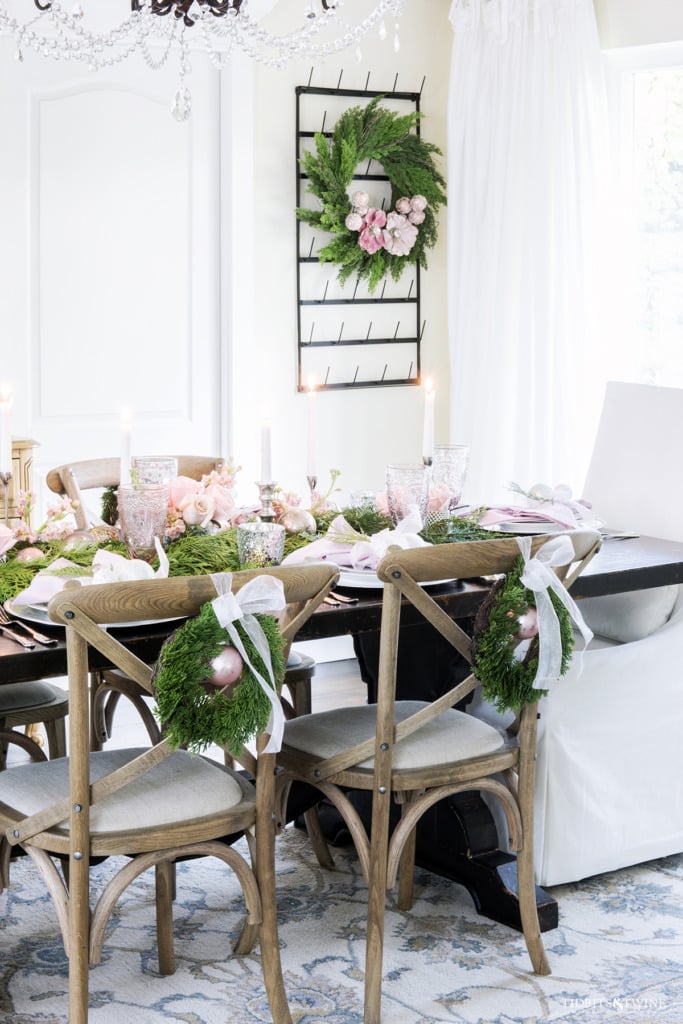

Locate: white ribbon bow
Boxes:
[210,572,286,753]
[517,535,593,692]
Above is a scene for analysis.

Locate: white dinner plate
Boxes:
[336,569,455,590]
[4,600,184,632]
[491,521,568,535]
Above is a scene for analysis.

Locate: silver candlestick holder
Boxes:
[307,474,317,507]
[1,471,11,526]
[257,481,276,522]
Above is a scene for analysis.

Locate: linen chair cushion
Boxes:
[0,748,244,833]
[0,681,65,712]
[283,701,505,771]
[578,585,678,644]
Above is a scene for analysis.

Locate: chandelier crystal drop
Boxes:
[0,1,406,74]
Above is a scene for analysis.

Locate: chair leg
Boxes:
[69,855,91,1024]
[254,751,292,1024]
[516,704,550,976]
[45,718,67,760]
[364,786,392,1024]
[155,861,176,975]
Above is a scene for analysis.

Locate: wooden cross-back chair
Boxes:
[46,455,224,531]
[46,455,225,750]
[276,530,601,1024]
[0,562,338,1024]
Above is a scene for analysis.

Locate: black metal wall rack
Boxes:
[295,81,425,392]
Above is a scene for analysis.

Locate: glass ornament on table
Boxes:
[117,484,169,562]
[385,463,429,527]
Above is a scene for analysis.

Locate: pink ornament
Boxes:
[208,645,244,689]
[15,545,44,562]
[515,607,539,641]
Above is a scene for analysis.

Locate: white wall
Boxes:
[595,0,683,48]
[0,0,452,513]
[233,0,452,506]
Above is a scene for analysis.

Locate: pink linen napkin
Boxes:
[12,542,170,607]
[476,505,578,529]
[282,510,429,572]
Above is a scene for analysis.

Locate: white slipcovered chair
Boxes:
[475,381,683,885]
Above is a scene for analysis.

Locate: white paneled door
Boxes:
[0,43,224,504]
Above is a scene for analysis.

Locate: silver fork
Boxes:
[0,624,35,648]
[0,605,58,645]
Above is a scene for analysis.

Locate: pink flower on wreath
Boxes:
[395,196,412,214]
[351,190,369,214]
[408,209,425,225]
[345,212,364,231]
[358,208,387,254]
[382,212,418,256]
[410,194,428,212]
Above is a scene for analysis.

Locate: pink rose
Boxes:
[382,212,418,256]
[358,208,387,254]
[410,195,427,212]
[395,196,411,214]
[408,210,425,225]
[181,493,216,528]
[203,483,235,523]
[345,212,364,231]
[0,525,16,557]
[168,475,201,509]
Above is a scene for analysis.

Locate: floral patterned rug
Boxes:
[2,827,682,1024]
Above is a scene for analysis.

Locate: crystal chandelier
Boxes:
[0,0,406,118]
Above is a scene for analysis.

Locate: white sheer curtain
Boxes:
[447,0,611,505]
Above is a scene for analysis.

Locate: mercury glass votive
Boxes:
[237,522,286,568]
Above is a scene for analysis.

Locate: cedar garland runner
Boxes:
[152,602,286,755]
[297,96,447,292]
[472,555,575,713]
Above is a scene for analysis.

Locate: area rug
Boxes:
[2,827,683,1024]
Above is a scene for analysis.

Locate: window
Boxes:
[604,43,683,386]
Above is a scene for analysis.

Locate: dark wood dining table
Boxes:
[2,534,683,932]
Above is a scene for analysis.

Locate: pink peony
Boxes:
[410,194,428,212]
[180,493,215,529]
[395,196,412,214]
[382,212,418,256]
[0,525,16,557]
[358,208,387,254]
[203,483,235,523]
[345,212,364,231]
[168,475,201,509]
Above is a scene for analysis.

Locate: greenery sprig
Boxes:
[297,97,446,292]
[152,601,286,755]
[472,555,575,713]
